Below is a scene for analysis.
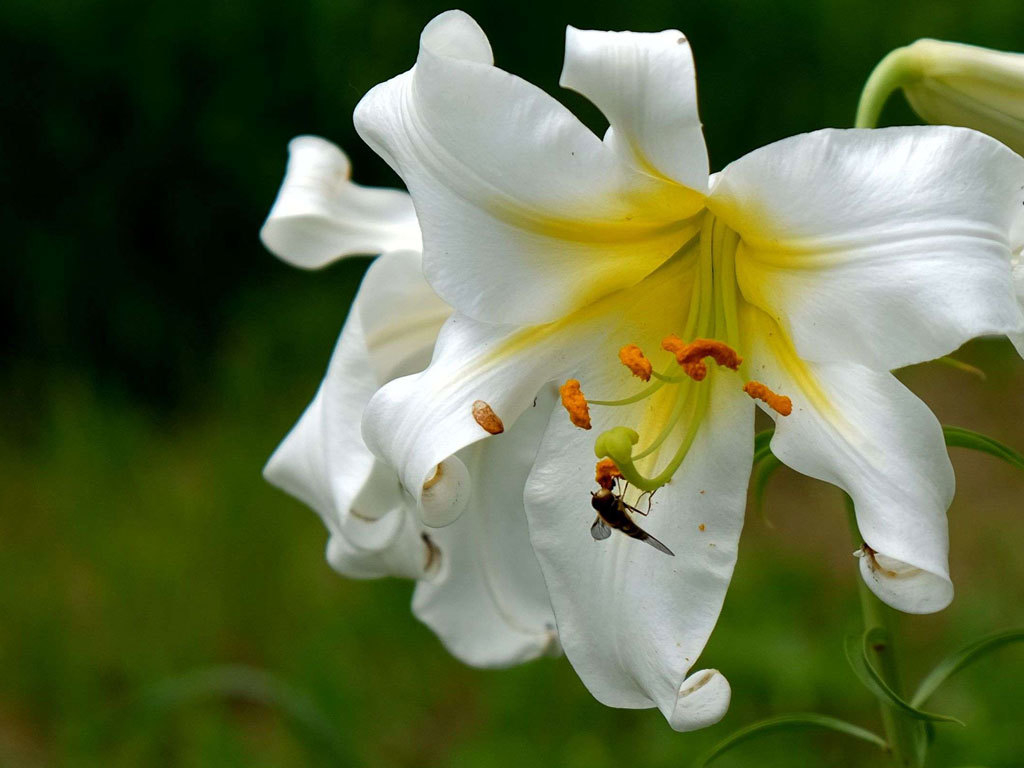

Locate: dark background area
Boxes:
[6,0,1023,414]
[2,0,1022,765]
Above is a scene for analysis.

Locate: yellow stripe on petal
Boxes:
[742,302,853,438]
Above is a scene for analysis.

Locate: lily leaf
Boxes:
[912,628,1024,707]
[753,427,774,457]
[844,629,963,725]
[696,713,887,766]
[756,425,1024,471]
[934,355,987,380]
[942,426,1024,471]
[750,452,783,521]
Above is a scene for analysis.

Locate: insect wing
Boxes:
[637,530,675,556]
[590,515,612,541]
[623,513,675,556]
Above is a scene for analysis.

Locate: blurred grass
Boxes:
[1,271,1022,766]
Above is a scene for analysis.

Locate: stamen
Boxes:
[743,381,793,416]
[618,344,652,382]
[422,463,444,491]
[595,458,622,490]
[661,336,742,381]
[471,399,505,434]
[559,379,592,430]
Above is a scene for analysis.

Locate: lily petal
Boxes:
[265,249,556,667]
[413,391,560,668]
[360,251,698,525]
[1011,244,1024,357]
[712,126,1024,370]
[264,249,449,549]
[325,510,429,581]
[354,10,702,325]
[744,306,954,613]
[260,136,421,268]
[560,27,708,189]
[525,371,753,731]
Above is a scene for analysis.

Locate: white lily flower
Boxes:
[261,136,559,667]
[352,11,1024,730]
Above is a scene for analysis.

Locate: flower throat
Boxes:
[558,214,791,495]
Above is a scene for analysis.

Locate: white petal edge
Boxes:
[265,250,558,667]
[560,26,708,189]
[354,10,702,325]
[325,511,429,581]
[712,126,1024,370]
[264,249,448,549]
[744,306,954,614]
[413,390,560,667]
[855,550,951,616]
[1011,245,1024,357]
[260,135,421,268]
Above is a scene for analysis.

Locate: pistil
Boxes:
[553,214,790,496]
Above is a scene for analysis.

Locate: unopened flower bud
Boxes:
[857,39,1024,154]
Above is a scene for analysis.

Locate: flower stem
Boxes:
[855,46,920,128]
[844,494,924,767]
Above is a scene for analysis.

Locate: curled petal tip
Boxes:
[420,9,493,65]
[857,547,953,614]
[668,669,731,732]
[420,457,471,527]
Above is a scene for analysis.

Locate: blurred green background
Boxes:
[2,0,1022,765]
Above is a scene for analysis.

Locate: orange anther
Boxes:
[559,379,592,430]
[743,380,793,416]
[660,337,743,381]
[618,344,652,381]
[595,458,622,490]
[471,400,505,434]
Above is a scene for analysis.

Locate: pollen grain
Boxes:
[743,380,793,416]
[471,399,505,434]
[661,336,742,381]
[618,344,653,381]
[595,458,622,489]
[559,379,592,430]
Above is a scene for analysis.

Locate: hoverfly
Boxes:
[590,485,674,556]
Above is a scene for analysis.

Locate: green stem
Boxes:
[844,495,924,767]
[855,46,920,128]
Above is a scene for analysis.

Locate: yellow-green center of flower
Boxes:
[558,214,791,494]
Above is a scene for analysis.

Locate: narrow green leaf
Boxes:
[844,630,963,725]
[753,428,774,457]
[934,356,987,380]
[942,426,1024,471]
[912,629,1024,707]
[697,713,887,766]
[750,452,783,521]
